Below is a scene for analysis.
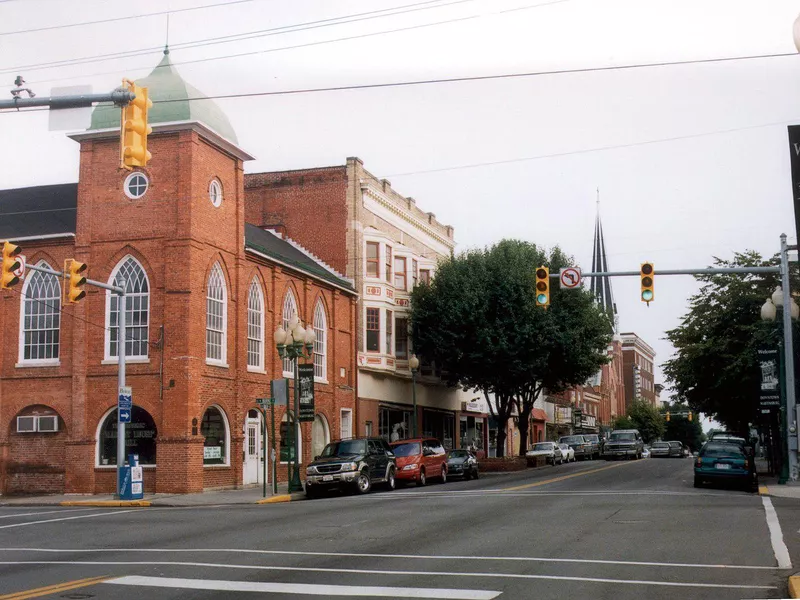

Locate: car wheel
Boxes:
[355,470,371,494]
[306,485,318,499]
[473,468,479,480]
[694,476,702,489]
[463,469,471,481]
[417,469,427,486]
[441,466,448,484]
[559,456,563,465]
[385,467,396,491]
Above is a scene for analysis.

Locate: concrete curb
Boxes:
[60,500,151,507]
[788,574,800,598]
[256,493,305,504]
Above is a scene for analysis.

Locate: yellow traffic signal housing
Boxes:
[1,241,22,289]
[120,79,153,170]
[665,411,670,422]
[640,262,654,304]
[535,266,550,308]
[64,259,87,304]
[688,411,693,422]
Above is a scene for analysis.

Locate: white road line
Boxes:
[0,561,776,590]
[2,547,778,570]
[762,496,792,569]
[105,575,501,599]
[0,509,139,530]
[384,490,736,497]
[0,508,100,520]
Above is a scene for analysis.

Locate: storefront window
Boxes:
[98,406,157,465]
[201,406,228,465]
[423,410,454,450]
[379,406,411,441]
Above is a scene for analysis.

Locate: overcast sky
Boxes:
[3,0,800,401]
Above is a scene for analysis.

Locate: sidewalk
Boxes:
[756,457,800,499]
[0,483,306,507]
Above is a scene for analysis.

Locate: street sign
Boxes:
[118,386,132,410]
[119,408,131,423]
[298,364,315,422]
[559,267,581,289]
[13,254,25,280]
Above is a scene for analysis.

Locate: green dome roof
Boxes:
[89,50,238,143]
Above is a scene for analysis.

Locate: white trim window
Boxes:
[247,279,265,371]
[340,408,353,440]
[202,404,230,466]
[313,300,327,382]
[19,261,61,364]
[206,263,227,365]
[106,256,149,360]
[282,291,298,376]
[209,179,223,208]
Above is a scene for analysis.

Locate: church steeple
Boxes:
[591,189,617,331]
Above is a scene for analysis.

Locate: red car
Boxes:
[390,438,449,486]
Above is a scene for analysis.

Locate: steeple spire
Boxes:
[591,189,617,331]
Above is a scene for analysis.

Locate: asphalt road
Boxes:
[0,456,794,599]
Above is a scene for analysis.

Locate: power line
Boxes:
[1,0,471,73]
[9,285,109,334]
[0,0,260,36]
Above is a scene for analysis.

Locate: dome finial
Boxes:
[164,13,170,55]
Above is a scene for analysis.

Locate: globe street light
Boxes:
[409,354,420,438]
[275,319,316,493]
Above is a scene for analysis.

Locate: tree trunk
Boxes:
[495,425,508,458]
[517,416,530,457]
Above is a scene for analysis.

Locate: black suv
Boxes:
[305,437,396,498]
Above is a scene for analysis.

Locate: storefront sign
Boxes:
[462,400,482,413]
[298,363,315,422]
[204,446,221,460]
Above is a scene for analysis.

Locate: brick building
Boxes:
[621,332,656,408]
[245,159,487,453]
[0,52,357,496]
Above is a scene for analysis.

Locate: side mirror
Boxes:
[314,455,320,461]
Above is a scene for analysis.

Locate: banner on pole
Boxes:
[758,346,781,419]
[786,125,800,249]
[298,364,315,422]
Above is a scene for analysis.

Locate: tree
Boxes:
[410,239,612,457]
[626,399,665,444]
[611,415,634,430]
[661,402,703,451]
[663,252,798,433]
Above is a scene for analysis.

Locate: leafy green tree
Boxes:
[611,415,635,430]
[410,239,611,457]
[663,252,799,433]
[661,402,703,450]
[626,399,665,444]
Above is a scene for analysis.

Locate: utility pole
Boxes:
[0,89,135,111]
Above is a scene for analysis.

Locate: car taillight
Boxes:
[696,458,702,467]
[744,459,749,469]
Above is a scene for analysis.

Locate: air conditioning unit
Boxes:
[16,416,36,433]
[37,415,59,432]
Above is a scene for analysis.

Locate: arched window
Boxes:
[19,261,61,363]
[206,263,227,364]
[201,405,230,466]
[312,413,330,459]
[97,406,157,466]
[281,290,298,376]
[247,278,264,371]
[280,412,302,464]
[106,256,149,359]
[313,300,327,381]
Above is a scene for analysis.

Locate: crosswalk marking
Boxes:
[105,575,501,599]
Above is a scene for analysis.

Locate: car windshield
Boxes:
[583,435,599,442]
[391,442,421,457]
[701,443,745,458]
[610,433,636,441]
[560,436,583,444]
[448,450,468,459]
[652,442,669,448]
[533,443,553,451]
[321,440,366,457]
[559,444,569,450]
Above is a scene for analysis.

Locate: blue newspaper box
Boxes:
[119,453,144,500]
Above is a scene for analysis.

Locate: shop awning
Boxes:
[532,409,547,422]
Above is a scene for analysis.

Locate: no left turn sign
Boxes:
[559,267,581,289]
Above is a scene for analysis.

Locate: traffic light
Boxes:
[120,79,152,170]
[640,262,654,304]
[64,259,87,304]
[665,411,670,422]
[535,266,549,308]
[688,411,693,422]
[1,242,22,289]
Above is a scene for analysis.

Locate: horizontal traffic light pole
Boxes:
[0,89,135,111]
[550,266,781,277]
[26,263,124,295]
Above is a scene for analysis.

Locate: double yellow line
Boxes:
[502,460,631,491]
[0,575,109,600]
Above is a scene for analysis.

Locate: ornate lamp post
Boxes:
[274,316,316,493]
[409,354,420,437]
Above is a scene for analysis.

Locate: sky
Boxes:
[2,0,800,407]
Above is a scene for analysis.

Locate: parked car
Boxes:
[682,444,691,458]
[581,434,602,459]
[641,446,651,459]
[559,435,591,460]
[527,441,563,465]
[446,449,479,480]
[558,443,576,462]
[305,438,396,497]
[667,441,684,457]
[390,438,448,486]
[650,441,672,458]
[602,429,644,460]
[694,441,758,492]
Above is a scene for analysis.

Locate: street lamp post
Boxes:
[409,354,420,438]
[274,316,316,494]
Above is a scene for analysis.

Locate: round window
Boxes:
[124,172,149,199]
[209,179,223,207]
